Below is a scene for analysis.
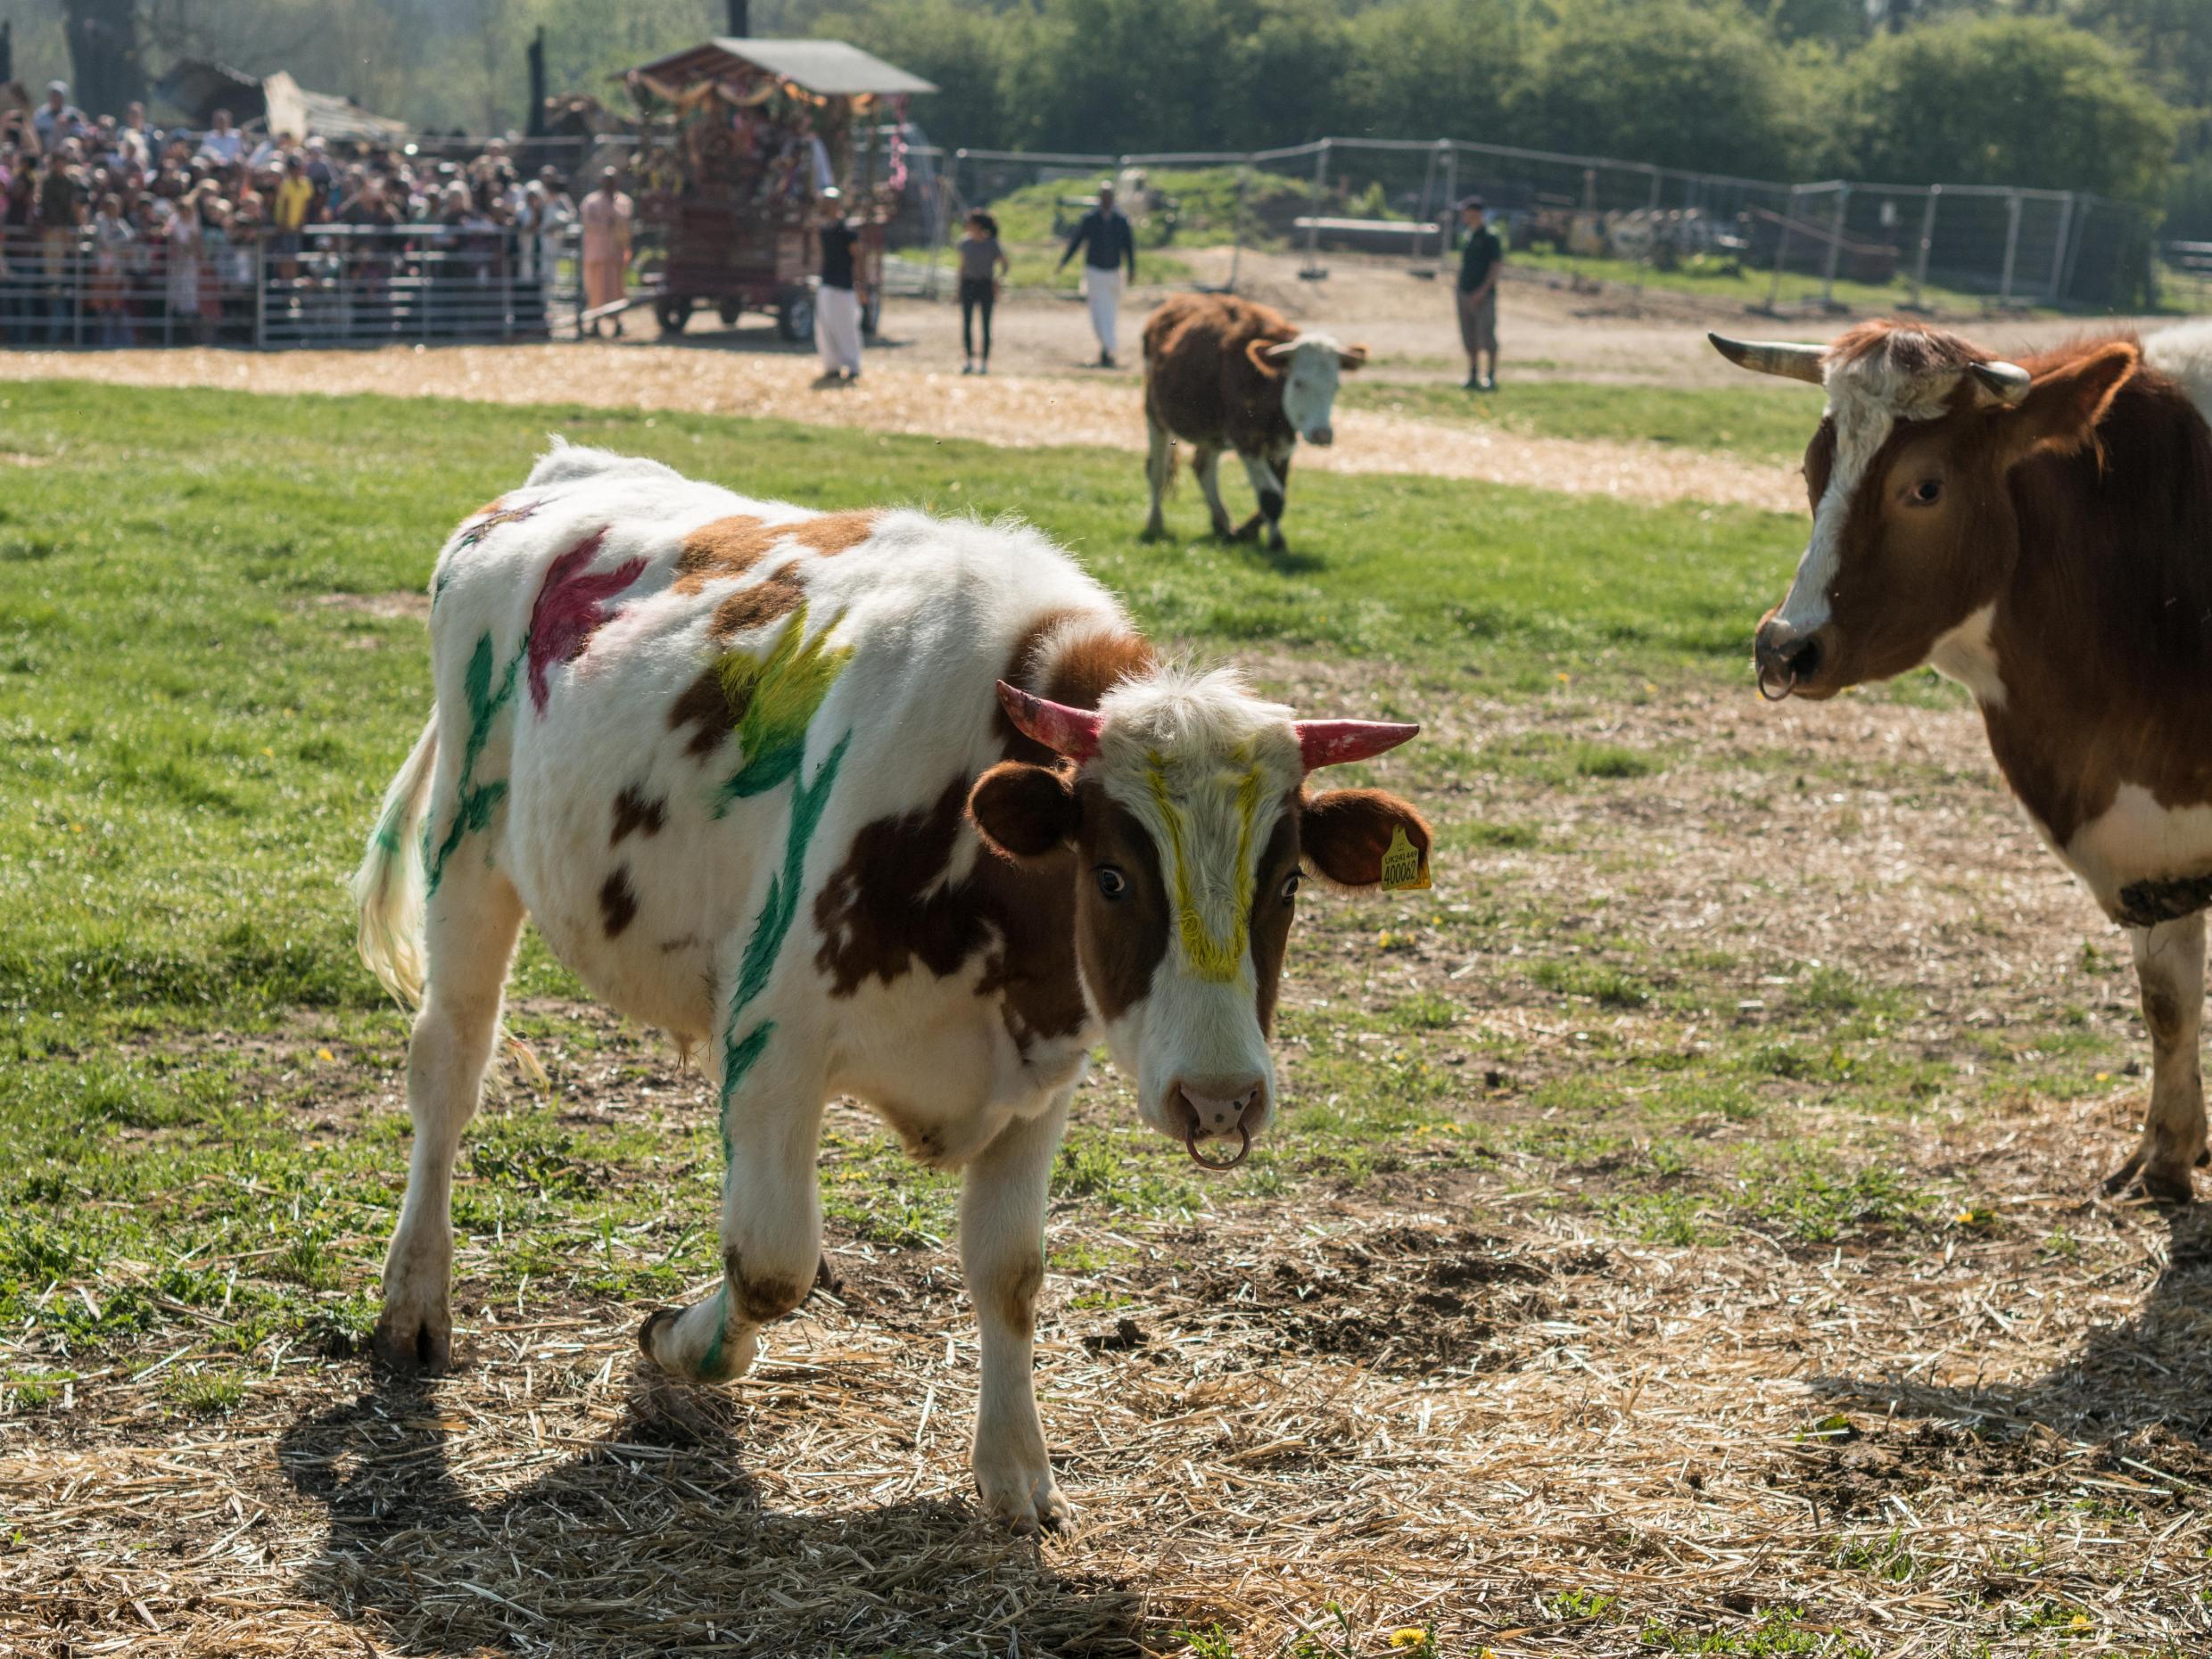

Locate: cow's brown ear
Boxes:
[1301,788,1432,888]
[1337,343,1370,371]
[970,762,1078,861]
[1244,337,1285,380]
[1998,341,2138,465]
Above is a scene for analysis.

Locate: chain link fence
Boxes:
[935,136,2164,315]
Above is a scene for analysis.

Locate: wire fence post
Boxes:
[1228,156,1249,292]
[1764,184,1798,313]
[2046,191,2075,304]
[1820,184,1849,310]
[1909,186,1938,310]
[1303,140,1329,277]
[1998,189,2022,309]
[1440,139,1457,264]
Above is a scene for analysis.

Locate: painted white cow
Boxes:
[352,443,1432,1529]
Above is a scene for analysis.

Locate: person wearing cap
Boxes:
[1057,182,1135,367]
[580,167,633,335]
[812,186,865,382]
[34,83,83,153]
[1456,195,1503,392]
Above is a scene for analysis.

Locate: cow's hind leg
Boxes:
[375,857,526,1370]
[2107,912,2208,1202]
[1193,446,1235,540]
[1141,417,1174,541]
[1234,449,1291,551]
[641,1014,827,1383]
[963,1086,1074,1533]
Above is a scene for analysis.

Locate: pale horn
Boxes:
[1968,360,2033,405]
[1707,333,1828,385]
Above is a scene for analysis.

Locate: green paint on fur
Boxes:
[425,630,525,896]
[711,605,854,817]
[697,1283,733,1379]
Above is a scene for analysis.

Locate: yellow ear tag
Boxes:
[1379,825,1431,892]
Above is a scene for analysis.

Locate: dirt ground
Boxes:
[0,248,2161,513]
[7,681,2209,1657]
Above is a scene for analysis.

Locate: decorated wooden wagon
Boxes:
[623,37,936,341]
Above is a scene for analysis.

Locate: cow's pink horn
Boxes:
[1295,720,1421,772]
[996,681,1104,763]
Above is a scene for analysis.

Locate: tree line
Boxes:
[5,0,2205,227]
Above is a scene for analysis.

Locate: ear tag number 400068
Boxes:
[1379,825,1430,893]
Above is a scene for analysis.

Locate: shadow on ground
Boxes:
[1796,1205,2212,1521]
[276,1361,1142,1656]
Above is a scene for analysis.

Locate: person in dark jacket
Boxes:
[1456,195,1503,391]
[1057,183,1135,367]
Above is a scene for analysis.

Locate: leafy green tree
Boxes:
[810,0,1019,148]
[1833,14,2178,201]
[1522,0,1813,177]
[1338,0,1529,144]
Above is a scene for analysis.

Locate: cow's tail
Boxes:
[351,714,440,1009]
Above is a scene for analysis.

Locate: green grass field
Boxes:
[4,379,2204,1658]
[1341,377,1818,460]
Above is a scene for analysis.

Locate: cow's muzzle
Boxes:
[1304,425,1334,448]
[1754,618,1825,700]
[1171,1075,1267,1171]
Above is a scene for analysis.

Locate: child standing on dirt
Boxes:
[958,210,1009,375]
[1456,195,1503,392]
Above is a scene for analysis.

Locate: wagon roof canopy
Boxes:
[629,37,938,98]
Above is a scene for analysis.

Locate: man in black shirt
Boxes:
[1456,195,1504,392]
[1058,183,1136,367]
[813,187,865,382]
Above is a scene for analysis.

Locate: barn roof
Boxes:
[628,38,937,98]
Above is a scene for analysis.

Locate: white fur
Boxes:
[363,452,1323,1530]
[2145,321,2212,431]
[1927,602,2007,709]
[1270,334,1350,443]
[2061,785,2212,919]
[1776,334,1968,634]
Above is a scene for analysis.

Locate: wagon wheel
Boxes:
[776,290,815,343]
[654,296,694,336]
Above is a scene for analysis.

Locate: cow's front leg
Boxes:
[2107,912,2208,1202]
[1193,446,1236,541]
[962,1086,1074,1533]
[1141,417,1173,541]
[641,1036,827,1382]
[375,860,525,1371]
[1234,449,1289,551]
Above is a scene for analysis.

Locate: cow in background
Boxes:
[1142,293,1367,552]
[1714,318,2212,1201]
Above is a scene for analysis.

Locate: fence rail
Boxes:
[939,136,2160,314]
[1,223,583,350]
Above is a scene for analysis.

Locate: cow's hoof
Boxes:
[1265,532,1288,553]
[638,1303,759,1383]
[976,1462,1076,1536]
[1139,521,1166,543]
[2102,1143,2199,1204]
[1230,518,1263,542]
[371,1303,453,1373]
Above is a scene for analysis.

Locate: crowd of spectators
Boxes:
[2,80,585,345]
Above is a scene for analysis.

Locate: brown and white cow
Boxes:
[1714,318,2212,1201]
[351,442,1432,1529]
[1141,292,1367,551]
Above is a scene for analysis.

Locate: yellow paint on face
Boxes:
[1144,749,1263,984]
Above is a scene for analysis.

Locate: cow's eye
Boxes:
[1280,872,1302,904]
[1906,478,1943,507]
[1094,865,1127,901]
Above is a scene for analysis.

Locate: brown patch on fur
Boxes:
[813,775,1093,1062]
[1072,780,1171,1023]
[970,763,1077,859]
[994,612,1155,763]
[723,1246,806,1324]
[611,784,666,846]
[783,509,879,556]
[1000,1252,1044,1341]
[1824,319,1993,377]
[672,515,771,594]
[598,866,639,937]
[1143,291,1301,461]
[1301,788,1433,888]
[710,563,808,639]
[1248,809,1301,1036]
[673,510,879,597]
[668,666,739,757]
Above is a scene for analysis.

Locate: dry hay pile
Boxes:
[5,1144,2211,1657]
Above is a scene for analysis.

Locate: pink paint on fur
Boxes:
[527,529,650,713]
